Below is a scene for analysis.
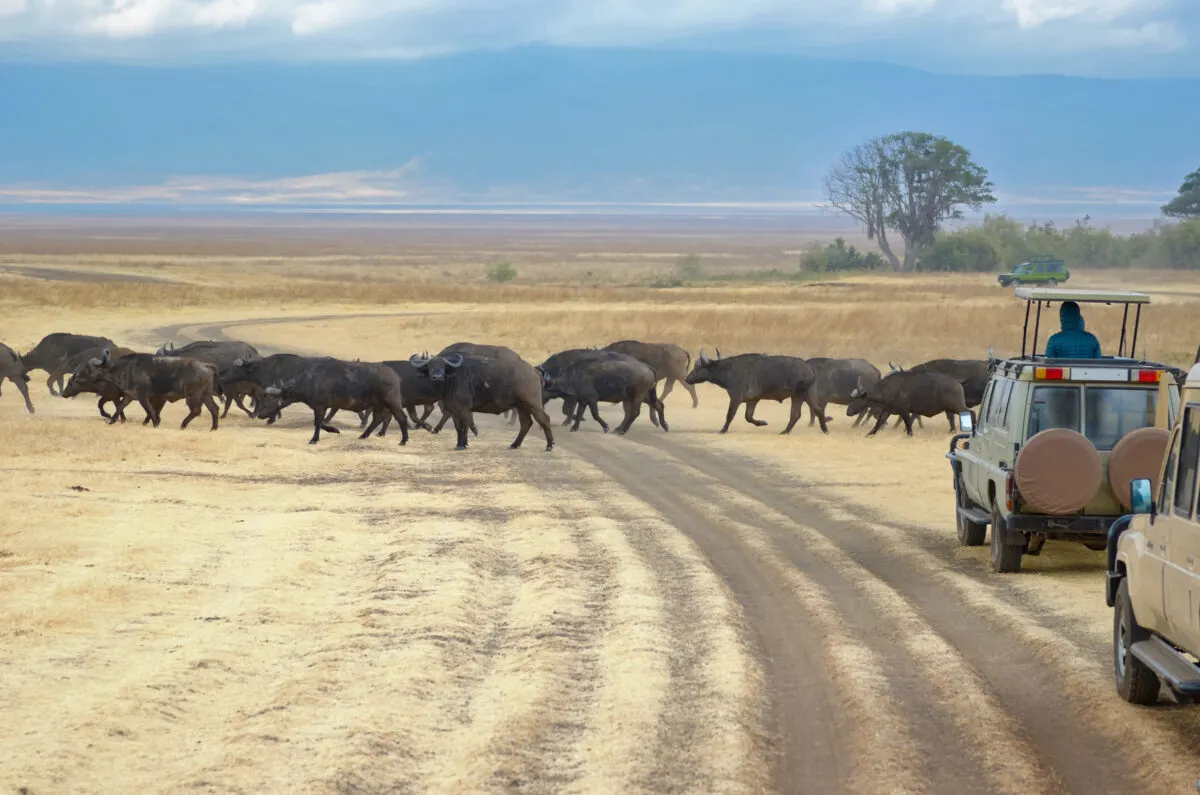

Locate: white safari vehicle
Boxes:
[1108,361,1200,705]
[948,288,1180,573]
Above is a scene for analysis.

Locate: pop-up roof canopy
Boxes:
[1015,287,1152,360]
[1014,287,1151,305]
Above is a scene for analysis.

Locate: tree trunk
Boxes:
[876,227,903,271]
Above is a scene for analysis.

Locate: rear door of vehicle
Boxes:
[1164,406,1200,648]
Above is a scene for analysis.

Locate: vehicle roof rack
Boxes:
[1016,288,1151,360]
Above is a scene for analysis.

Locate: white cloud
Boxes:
[0,0,1190,73]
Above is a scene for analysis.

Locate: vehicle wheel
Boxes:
[1046,279,1057,287]
[990,503,1023,573]
[1113,578,1161,705]
[956,477,987,547]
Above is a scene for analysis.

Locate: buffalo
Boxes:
[21,333,116,396]
[848,370,971,437]
[361,359,478,437]
[62,345,139,421]
[543,355,667,434]
[539,348,661,428]
[252,358,411,445]
[805,357,882,431]
[603,340,698,408]
[0,341,34,414]
[63,349,221,430]
[439,342,523,425]
[158,340,261,418]
[224,354,323,425]
[685,350,816,434]
[409,352,554,451]
[887,358,988,431]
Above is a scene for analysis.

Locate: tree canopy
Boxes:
[1162,168,1200,219]
[824,132,996,271]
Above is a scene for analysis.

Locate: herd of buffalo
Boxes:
[0,332,987,449]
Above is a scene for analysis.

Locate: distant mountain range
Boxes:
[2,48,1197,214]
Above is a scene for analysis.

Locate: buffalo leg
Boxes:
[587,400,610,433]
[570,401,588,432]
[455,411,472,450]
[180,396,202,429]
[382,397,410,445]
[744,400,768,427]
[520,404,554,451]
[805,397,829,434]
[511,406,535,448]
[614,398,639,435]
[433,408,451,434]
[866,410,890,437]
[561,398,577,426]
[782,398,801,437]
[46,374,59,397]
[945,410,957,432]
[220,394,233,418]
[650,386,668,432]
[234,393,255,417]
[682,379,699,408]
[660,378,675,401]
[204,391,220,431]
[309,408,327,444]
[98,396,112,419]
[10,376,34,414]
[900,411,915,437]
[720,397,741,433]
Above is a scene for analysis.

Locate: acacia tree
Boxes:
[824,132,996,271]
[1162,168,1200,218]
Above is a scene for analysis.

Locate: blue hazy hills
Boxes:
[2,47,1197,207]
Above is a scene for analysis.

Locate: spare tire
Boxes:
[1015,429,1102,515]
[1107,427,1170,510]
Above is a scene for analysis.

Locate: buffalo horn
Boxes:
[444,353,465,368]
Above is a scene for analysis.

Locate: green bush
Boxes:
[674,254,704,281]
[485,262,518,283]
[801,238,885,273]
[919,231,1000,272]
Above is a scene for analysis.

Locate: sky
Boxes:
[0,0,1195,76]
[1,1,1197,212]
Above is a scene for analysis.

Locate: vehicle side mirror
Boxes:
[958,411,974,435]
[1130,478,1154,516]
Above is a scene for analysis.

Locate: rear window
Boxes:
[1027,386,1080,436]
[1026,385,1161,449]
[1085,388,1159,451]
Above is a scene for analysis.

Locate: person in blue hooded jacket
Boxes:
[1046,301,1102,358]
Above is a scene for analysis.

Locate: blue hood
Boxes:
[1059,302,1084,331]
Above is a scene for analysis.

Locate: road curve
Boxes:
[159,312,1200,795]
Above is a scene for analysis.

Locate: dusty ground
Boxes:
[2,229,1200,795]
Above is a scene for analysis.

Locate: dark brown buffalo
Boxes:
[252,358,411,445]
[363,359,478,437]
[21,333,116,395]
[543,356,667,434]
[539,348,661,428]
[847,370,971,437]
[684,350,816,434]
[62,345,139,421]
[886,358,988,430]
[603,340,697,408]
[223,354,324,425]
[409,352,553,451]
[439,342,524,425]
[63,349,221,430]
[804,357,882,431]
[158,340,262,418]
[0,341,34,414]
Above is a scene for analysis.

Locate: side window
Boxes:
[1161,427,1179,513]
[1174,408,1200,518]
[977,382,996,431]
[988,380,1012,428]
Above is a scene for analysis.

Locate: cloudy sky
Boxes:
[0,0,1195,76]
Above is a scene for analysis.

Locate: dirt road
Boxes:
[135,312,1200,794]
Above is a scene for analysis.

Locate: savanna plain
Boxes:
[2,217,1200,795]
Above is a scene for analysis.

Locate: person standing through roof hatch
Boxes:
[1045,300,1102,359]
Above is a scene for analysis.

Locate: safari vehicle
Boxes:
[948,288,1179,573]
[997,256,1068,287]
[1107,363,1200,705]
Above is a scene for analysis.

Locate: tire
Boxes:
[1113,579,1161,705]
[956,476,987,547]
[1046,279,1057,287]
[990,503,1023,573]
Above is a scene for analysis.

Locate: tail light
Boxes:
[1035,367,1067,380]
[1135,370,1162,383]
[1005,472,1015,512]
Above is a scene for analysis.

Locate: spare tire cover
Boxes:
[1015,429,1102,515]
[1107,427,1170,510]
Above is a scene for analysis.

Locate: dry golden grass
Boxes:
[3,247,1200,794]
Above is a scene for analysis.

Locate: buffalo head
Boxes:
[410,352,464,382]
[61,348,112,398]
[253,385,289,419]
[685,347,721,385]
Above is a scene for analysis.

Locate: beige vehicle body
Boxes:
[949,288,1180,574]
[1109,362,1200,705]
